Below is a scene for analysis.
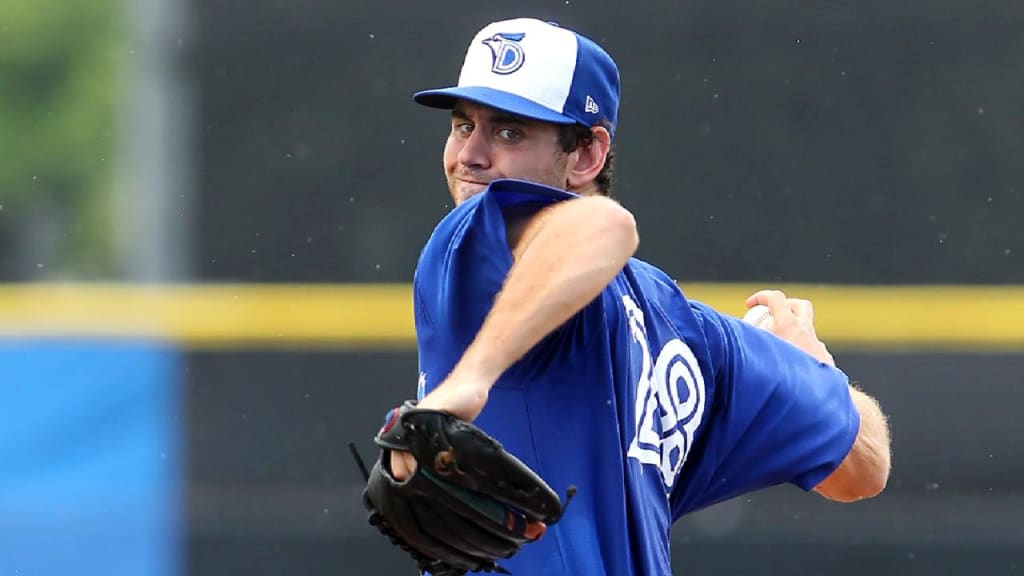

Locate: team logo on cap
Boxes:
[482,32,526,75]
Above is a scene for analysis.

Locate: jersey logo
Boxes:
[622,295,707,489]
[417,371,427,400]
[482,32,526,75]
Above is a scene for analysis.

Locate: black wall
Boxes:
[193,0,1023,284]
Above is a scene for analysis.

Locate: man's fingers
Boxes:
[789,298,814,322]
[524,521,547,541]
[390,450,417,481]
[745,290,789,314]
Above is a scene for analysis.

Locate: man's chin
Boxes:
[453,181,488,204]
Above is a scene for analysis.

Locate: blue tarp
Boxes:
[0,340,182,576]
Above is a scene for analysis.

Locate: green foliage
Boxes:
[0,0,122,276]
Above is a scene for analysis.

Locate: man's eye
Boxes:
[454,122,473,135]
[497,128,521,141]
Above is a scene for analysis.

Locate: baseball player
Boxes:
[371,17,891,575]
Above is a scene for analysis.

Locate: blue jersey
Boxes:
[413,179,859,576]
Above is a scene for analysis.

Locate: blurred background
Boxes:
[1,0,1022,574]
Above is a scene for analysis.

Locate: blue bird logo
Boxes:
[482,32,526,75]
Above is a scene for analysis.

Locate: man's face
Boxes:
[443,101,570,205]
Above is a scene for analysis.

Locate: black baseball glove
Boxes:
[350,401,575,575]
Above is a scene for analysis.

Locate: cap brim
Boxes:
[414,86,577,126]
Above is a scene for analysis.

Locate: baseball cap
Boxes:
[414,18,621,138]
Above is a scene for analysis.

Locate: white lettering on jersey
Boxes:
[623,295,707,489]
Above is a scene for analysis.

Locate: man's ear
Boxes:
[566,126,611,191]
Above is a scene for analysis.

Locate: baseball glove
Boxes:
[350,401,575,575]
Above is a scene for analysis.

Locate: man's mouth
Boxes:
[456,176,489,187]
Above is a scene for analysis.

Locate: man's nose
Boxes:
[457,129,491,169]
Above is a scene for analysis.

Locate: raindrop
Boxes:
[1004,249,1012,256]
[323,507,330,514]
[0,205,4,211]
[400,139,406,145]
[36,263,44,269]
[908,552,916,560]
[924,482,940,491]
[936,233,947,245]
[976,107,985,116]
[795,38,802,44]
[375,264,381,271]
[369,33,375,39]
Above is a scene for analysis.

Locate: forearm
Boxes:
[816,386,892,502]
[452,197,638,387]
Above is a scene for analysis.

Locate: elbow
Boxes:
[562,196,638,269]
[841,469,889,503]
[861,452,892,499]
[601,200,639,258]
[820,457,891,503]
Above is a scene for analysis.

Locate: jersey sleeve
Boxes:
[670,301,860,517]
[413,180,578,399]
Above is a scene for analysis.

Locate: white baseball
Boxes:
[742,304,774,331]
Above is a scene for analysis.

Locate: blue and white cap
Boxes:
[414,18,621,138]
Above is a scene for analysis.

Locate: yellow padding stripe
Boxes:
[0,283,413,349]
[0,283,1022,351]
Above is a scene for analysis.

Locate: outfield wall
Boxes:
[2,283,1021,575]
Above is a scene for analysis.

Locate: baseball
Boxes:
[742,304,774,331]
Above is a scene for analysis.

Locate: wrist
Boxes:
[454,340,507,387]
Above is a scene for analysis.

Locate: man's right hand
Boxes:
[745,289,835,366]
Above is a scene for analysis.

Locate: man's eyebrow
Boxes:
[488,113,529,126]
[450,108,529,126]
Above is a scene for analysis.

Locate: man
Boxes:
[388,17,890,575]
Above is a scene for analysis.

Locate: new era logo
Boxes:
[585,95,600,114]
